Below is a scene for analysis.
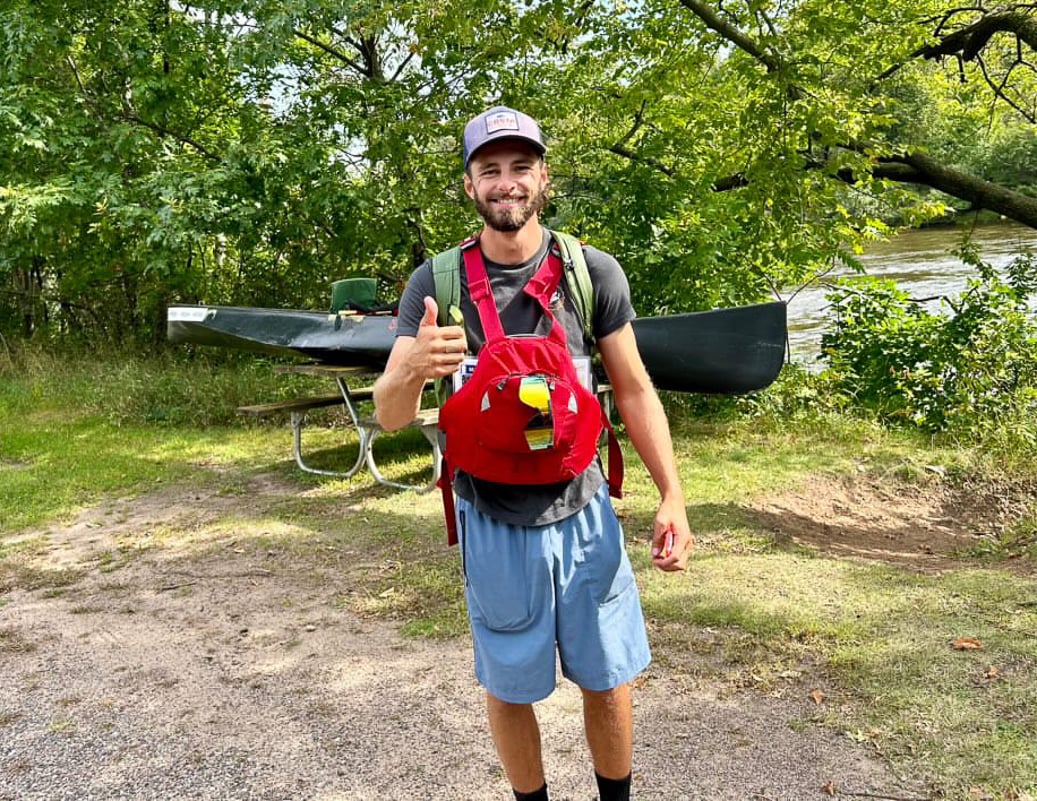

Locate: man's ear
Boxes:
[463,173,475,200]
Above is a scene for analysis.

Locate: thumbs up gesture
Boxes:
[411,296,468,378]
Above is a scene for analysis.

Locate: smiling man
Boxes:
[373,106,693,801]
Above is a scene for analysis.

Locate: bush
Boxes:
[820,251,1037,443]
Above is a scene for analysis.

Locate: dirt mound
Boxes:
[749,470,1034,573]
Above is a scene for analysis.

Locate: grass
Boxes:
[1,348,1036,799]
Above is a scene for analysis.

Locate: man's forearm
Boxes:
[373,364,426,431]
[614,385,684,502]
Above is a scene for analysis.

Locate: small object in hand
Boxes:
[658,529,674,559]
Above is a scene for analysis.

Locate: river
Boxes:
[783,221,1037,368]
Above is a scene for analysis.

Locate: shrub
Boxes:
[820,251,1037,442]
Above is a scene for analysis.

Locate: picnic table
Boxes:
[238,363,616,494]
[237,364,441,493]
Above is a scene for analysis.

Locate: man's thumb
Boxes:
[420,296,439,327]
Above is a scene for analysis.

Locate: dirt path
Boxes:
[2,470,989,801]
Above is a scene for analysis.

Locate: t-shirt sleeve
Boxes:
[395,261,437,338]
[584,245,636,340]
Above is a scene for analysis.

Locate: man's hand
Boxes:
[651,497,693,572]
[406,296,468,379]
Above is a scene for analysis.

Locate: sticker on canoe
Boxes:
[168,307,212,322]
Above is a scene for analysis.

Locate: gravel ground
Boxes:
[0,480,932,801]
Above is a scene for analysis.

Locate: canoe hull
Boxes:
[167,305,398,370]
[167,301,787,394]
[631,302,787,394]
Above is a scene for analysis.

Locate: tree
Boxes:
[672,0,1037,225]
[2,0,1035,346]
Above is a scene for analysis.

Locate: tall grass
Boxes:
[1,345,330,427]
[0,345,301,532]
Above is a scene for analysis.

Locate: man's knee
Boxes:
[580,682,630,705]
[487,691,538,720]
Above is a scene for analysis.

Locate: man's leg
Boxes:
[487,691,546,794]
[582,683,633,778]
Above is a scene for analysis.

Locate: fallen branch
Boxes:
[156,581,198,592]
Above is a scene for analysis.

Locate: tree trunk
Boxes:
[876,153,1037,229]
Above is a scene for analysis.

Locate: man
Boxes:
[373,106,693,801]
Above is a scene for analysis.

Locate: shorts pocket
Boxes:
[598,552,636,607]
[462,523,536,633]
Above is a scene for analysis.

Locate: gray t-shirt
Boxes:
[395,227,635,526]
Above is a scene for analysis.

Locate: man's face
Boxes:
[464,140,549,232]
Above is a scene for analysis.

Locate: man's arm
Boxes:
[374,297,467,431]
[598,322,693,571]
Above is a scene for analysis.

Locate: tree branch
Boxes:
[975,51,1037,122]
[897,150,1037,227]
[711,148,1037,229]
[922,9,1037,61]
[676,0,782,72]
[607,101,676,176]
[293,28,369,76]
[65,55,219,161]
[389,51,415,83]
[876,8,1037,81]
[609,143,675,176]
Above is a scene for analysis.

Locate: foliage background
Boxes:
[2,0,1036,350]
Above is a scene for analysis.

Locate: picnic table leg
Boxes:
[362,422,441,493]
[290,409,366,479]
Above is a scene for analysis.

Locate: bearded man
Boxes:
[374,106,693,801]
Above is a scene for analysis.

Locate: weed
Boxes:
[0,627,36,654]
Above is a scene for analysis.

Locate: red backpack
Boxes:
[437,238,623,544]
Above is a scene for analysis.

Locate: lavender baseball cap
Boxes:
[462,106,546,169]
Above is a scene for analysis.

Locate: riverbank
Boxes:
[784,220,1037,366]
[1,354,1036,799]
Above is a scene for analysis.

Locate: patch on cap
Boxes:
[483,110,521,134]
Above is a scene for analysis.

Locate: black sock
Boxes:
[595,771,631,801]
[513,783,548,801]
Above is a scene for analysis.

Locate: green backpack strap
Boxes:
[430,246,463,407]
[547,229,595,347]
[431,246,463,327]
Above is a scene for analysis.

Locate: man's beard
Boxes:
[473,184,549,232]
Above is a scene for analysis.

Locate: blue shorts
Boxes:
[456,484,651,704]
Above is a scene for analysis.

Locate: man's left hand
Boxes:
[651,499,693,572]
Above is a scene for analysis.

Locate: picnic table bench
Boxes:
[238,364,441,492]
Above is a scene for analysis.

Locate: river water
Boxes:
[783,221,1037,367]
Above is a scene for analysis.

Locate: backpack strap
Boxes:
[431,238,476,406]
[461,245,507,342]
[431,242,471,328]
[548,229,595,347]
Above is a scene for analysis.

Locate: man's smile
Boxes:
[491,195,527,208]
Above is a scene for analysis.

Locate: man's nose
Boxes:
[497,169,521,190]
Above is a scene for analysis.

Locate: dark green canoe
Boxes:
[167,301,787,394]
